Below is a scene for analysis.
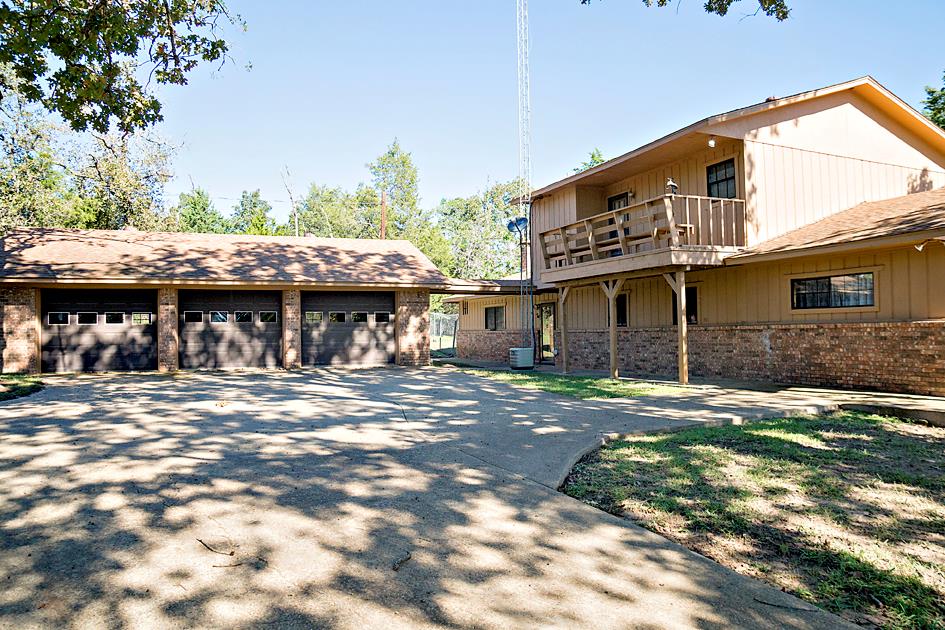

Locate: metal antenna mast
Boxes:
[516,0,535,352]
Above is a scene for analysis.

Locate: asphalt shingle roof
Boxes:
[0,228,449,287]
[731,187,945,260]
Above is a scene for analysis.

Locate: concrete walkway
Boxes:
[0,367,887,628]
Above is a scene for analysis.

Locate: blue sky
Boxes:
[156,0,945,222]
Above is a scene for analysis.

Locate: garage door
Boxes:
[179,290,282,369]
[41,289,158,372]
[301,291,395,366]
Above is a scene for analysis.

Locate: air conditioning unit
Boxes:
[509,347,535,370]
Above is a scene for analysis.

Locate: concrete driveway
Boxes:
[0,367,855,629]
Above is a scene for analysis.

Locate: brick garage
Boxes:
[458,321,945,396]
[0,229,448,374]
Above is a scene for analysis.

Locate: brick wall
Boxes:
[0,287,38,373]
[282,289,302,369]
[157,287,178,372]
[396,289,430,366]
[457,329,526,363]
[458,321,945,396]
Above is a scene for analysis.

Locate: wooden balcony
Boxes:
[538,194,747,283]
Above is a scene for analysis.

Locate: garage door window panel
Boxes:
[235,311,252,323]
[259,311,278,323]
[105,312,124,325]
[184,311,203,323]
[305,311,323,324]
[351,312,368,323]
[210,311,228,324]
[132,313,152,325]
[329,312,346,323]
[77,312,98,325]
[374,312,391,324]
[48,312,69,326]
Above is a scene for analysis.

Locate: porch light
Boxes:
[708,135,717,148]
[665,178,679,195]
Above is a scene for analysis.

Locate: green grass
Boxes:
[562,411,945,629]
[0,373,43,401]
[450,366,680,399]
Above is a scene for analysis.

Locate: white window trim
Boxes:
[183,311,203,323]
[104,312,125,325]
[77,312,98,325]
[48,312,69,326]
[209,310,229,324]
[258,311,278,323]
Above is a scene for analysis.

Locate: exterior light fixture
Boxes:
[665,178,679,195]
[708,135,717,148]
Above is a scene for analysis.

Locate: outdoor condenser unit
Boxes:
[509,347,535,370]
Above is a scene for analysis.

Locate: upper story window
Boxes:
[485,306,505,331]
[607,193,629,211]
[791,272,874,310]
[707,158,737,199]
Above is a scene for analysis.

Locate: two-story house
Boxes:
[453,77,945,396]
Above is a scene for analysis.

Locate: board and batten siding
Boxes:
[463,243,945,331]
[709,90,945,245]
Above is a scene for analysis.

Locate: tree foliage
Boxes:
[229,190,282,235]
[574,148,606,173]
[0,0,238,133]
[173,188,227,233]
[581,0,790,20]
[923,71,945,131]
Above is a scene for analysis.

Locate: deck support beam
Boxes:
[558,286,571,373]
[600,278,625,380]
[663,270,689,385]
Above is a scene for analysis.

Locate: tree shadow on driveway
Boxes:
[0,368,849,628]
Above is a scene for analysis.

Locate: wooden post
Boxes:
[600,278,624,380]
[676,271,689,384]
[558,286,570,373]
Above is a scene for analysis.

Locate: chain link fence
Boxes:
[430,312,459,357]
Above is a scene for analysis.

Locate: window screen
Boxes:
[706,158,737,199]
[485,306,505,331]
[791,272,874,309]
[48,312,69,325]
[77,312,98,325]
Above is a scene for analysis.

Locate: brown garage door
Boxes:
[41,289,158,372]
[301,291,395,366]
[179,290,282,369]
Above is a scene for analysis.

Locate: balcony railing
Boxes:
[538,194,746,271]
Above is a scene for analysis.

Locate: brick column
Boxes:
[282,289,302,369]
[1,287,39,374]
[396,289,430,366]
[157,287,179,372]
